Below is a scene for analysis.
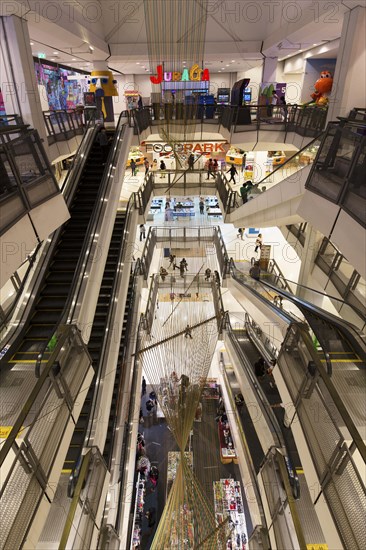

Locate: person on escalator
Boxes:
[254,357,266,378]
[249,261,261,281]
[96,127,109,164]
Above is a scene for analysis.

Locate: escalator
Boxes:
[230,260,366,370]
[6,132,114,369]
[63,211,127,473]
[103,272,134,465]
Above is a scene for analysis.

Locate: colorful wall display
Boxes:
[0,89,6,119]
[35,62,88,111]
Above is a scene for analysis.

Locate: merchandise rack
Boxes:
[213,479,248,550]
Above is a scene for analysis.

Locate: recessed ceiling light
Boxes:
[136,62,140,64]
[222,67,225,70]
[86,63,91,65]
[313,43,318,46]
[183,61,186,64]
[231,60,235,62]
[51,58,55,61]
[30,42,34,45]
[89,46,94,51]
[299,49,303,52]
[226,64,230,67]
[72,58,76,61]
[53,51,58,55]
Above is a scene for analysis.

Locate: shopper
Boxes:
[241,154,246,173]
[240,182,248,204]
[213,159,219,173]
[96,127,109,164]
[160,159,166,178]
[271,90,279,116]
[145,399,155,415]
[226,164,238,184]
[139,408,144,423]
[254,357,266,378]
[137,94,143,109]
[143,157,149,175]
[199,199,205,214]
[141,376,146,395]
[249,261,261,281]
[237,228,245,239]
[130,159,137,176]
[181,258,188,271]
[151,158,158,177]
[205,267,211,281]
[214,270,220,288]
[149,390,158,406]
[168,253,176,267]
[149,466,159,491]
[184,324,193,339]
[160,266,168,281]
[254,233,263,253]
[139,224,146,241]
[145,507,156,528]
[188,153,195,170]
[206,159,215,180]
[280,95,287,121]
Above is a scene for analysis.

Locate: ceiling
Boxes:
[8,1,365,74]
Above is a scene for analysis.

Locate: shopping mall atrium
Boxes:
[0,1,365,549]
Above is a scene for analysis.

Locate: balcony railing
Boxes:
[132,103,328,141]
[305,116,366,227]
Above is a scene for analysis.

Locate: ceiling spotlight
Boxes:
[183,61,186,64]
[226,64,230,67]
[72,58,76,61]
[313,43,318,46]
[51,58,55,61]
[89,45,94,51]
[231,60,235,62]
[53,51,58,55]
[136,62,140,64]
[30,42,34,45]
[299,49,303,52]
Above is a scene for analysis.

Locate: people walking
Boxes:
[139,224,146,241]
[237,228,245,239]
[213,159,219,173]
[130,159,137,176]
[254,233,263,253]
[137,94,143,109]
[168,253,176,267]
[160,159,166,178]
[206,159,215,179]
[144,157,149,175]
[141,376,146,395]
[188,153,195,170]
[226,164,238,184]
[184,324,193,339]
[199,199,205,214]
[180,258,188,271]
[160,266,168,281]
[205,267,211,281]
[249,260,261,281]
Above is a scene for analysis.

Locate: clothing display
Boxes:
[214,479,248,549]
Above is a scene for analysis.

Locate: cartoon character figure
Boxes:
[311,71,333,106]
[88,70,118,121]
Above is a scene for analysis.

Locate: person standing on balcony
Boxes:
[144,157,150,175]
[188,153,195,170]
[137,94,143,109]
[206,158,215,180]
[160,159,166,178]
[199,199,205,214]
[139,224,146,241]
[227,164,238,184]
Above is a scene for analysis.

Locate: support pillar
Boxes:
[0,15,48,147]
[296,225,321,299]
[262,57,278,83]
[326,5,366,121]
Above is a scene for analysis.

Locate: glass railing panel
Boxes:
[342,141,366,226]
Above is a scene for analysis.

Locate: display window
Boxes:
[34,61,88,111]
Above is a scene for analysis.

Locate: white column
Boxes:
[262,57,278,83]
[326,5,366,121]
[0,15,47,145]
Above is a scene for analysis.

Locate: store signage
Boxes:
[149,142,227,153]
[150,64,210,84]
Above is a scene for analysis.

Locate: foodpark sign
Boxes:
[147,142,228,153]
[150,64,210,84]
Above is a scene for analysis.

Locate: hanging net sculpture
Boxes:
[138,274,230,548]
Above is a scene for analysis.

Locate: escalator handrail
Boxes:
[259,272,366,352]
[83,192,139,449]
[0,125,100,358]
[224,315,285,449]
[268,261,366,322]
[229,260,301,326]
[229,262,366,461]
[65,113,128,326]
[230,259,366,353]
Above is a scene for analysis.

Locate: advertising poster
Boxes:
[35,61,88,111]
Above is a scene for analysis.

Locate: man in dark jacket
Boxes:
[226,164,238,183]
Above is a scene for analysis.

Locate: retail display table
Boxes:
[218,421,238,464]
[213,479,248,549]
[207,208,222,216]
